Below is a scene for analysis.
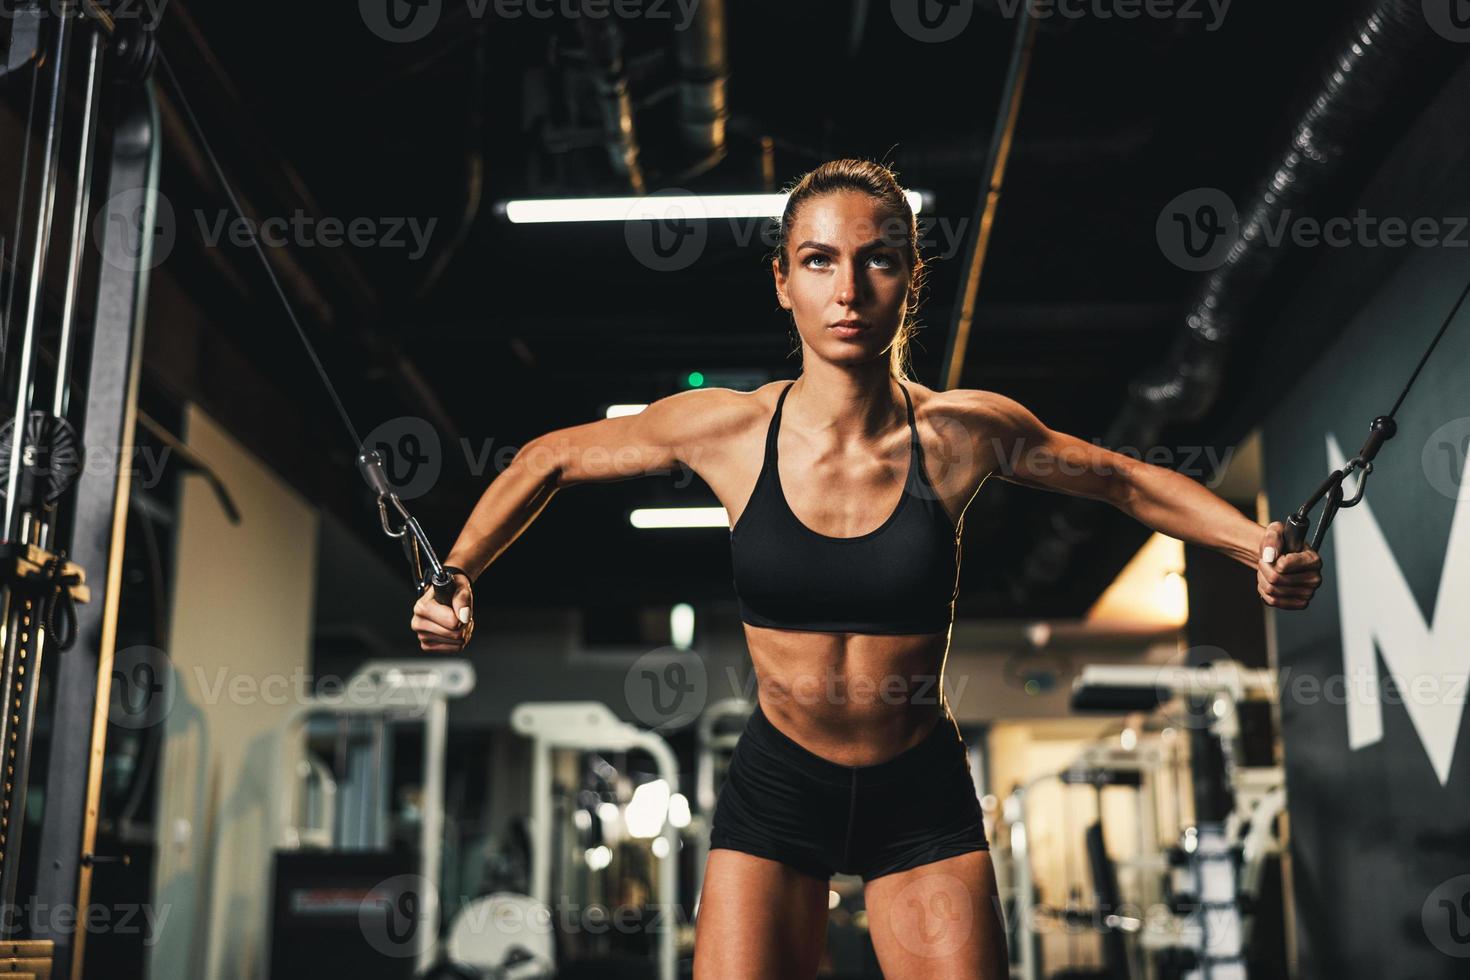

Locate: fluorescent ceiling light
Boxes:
[606,403,648,418]
[502,191,926,224]
[629,507,729,529]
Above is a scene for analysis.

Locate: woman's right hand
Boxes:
[412,572,474,652]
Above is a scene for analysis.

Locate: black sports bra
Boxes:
[729,380,962,635]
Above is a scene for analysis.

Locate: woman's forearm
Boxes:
[442,437,562,582]
[1119,460,1264,570]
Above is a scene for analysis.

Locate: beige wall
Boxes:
[149,404,318,980]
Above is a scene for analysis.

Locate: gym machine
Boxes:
[510,701,682,980]
[266,658,476,978]
[1075,661,1283,980]
[1,4,162,977]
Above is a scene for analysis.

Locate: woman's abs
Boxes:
[742,625,952,767]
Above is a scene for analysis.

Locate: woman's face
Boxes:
[773,191,912,368]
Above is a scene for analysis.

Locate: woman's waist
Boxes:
[740,696,958,775]
[751,689,953,768]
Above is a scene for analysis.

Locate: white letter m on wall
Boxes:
[1328,431,1470,786]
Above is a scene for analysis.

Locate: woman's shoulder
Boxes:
[644,382,774,444]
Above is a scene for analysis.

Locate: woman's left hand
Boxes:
[1257,521,1323,610]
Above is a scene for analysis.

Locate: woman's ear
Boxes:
[772,257,791,310]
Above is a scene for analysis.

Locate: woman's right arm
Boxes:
[411,386,745,651]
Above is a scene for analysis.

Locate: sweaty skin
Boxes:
[715,378,986,766]
[411,187,1317,980]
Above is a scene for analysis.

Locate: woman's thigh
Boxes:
[863,849,1009,980]
[693,848,831,980]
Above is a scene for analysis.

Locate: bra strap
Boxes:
[898,382,920,452]
[767,381,795,459]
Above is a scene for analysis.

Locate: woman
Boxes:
[411,159,1324,979]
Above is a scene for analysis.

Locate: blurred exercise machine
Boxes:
[510,701,682,980]
[266,659,476,977]
[1005,660,1285,980]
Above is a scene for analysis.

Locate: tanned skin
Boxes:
[411,191,1323,979]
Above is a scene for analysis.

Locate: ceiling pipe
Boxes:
[576,0,646,194]
[939,4,1039,390]
[1007,0,1469,602]
[673,0,729,171]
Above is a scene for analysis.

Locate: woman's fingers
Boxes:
[412,578,475,652]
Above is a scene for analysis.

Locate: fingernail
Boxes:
[1263,546,1277,564]
[458,607,470,624]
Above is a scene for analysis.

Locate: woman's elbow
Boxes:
[512,434,567,489]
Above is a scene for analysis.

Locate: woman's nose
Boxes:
[833,260,861,305]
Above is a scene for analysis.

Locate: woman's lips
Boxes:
[828,321,870,339]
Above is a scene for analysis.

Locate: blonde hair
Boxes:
[773,158,928,380]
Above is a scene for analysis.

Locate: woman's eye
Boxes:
[803,254,896,270]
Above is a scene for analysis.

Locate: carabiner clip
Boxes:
[1281,416,1395,555]
[358,449,456,606]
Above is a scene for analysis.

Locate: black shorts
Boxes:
[708,703,989,883]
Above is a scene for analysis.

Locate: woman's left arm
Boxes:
[959,390,1323,610]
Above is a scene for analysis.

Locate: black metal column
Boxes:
[31,82,159,980]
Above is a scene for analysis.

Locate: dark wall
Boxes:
[1260,58,1470,980]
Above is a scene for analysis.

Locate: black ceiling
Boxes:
[148,0,1346,620]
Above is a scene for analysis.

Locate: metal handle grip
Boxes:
[1282,513,1308,555]
[431,571,457,607]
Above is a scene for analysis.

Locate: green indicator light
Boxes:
[687,371,705,387]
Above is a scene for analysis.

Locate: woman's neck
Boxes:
[788,360,904,443]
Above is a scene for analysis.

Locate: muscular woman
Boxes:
[410,159,1324,979]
